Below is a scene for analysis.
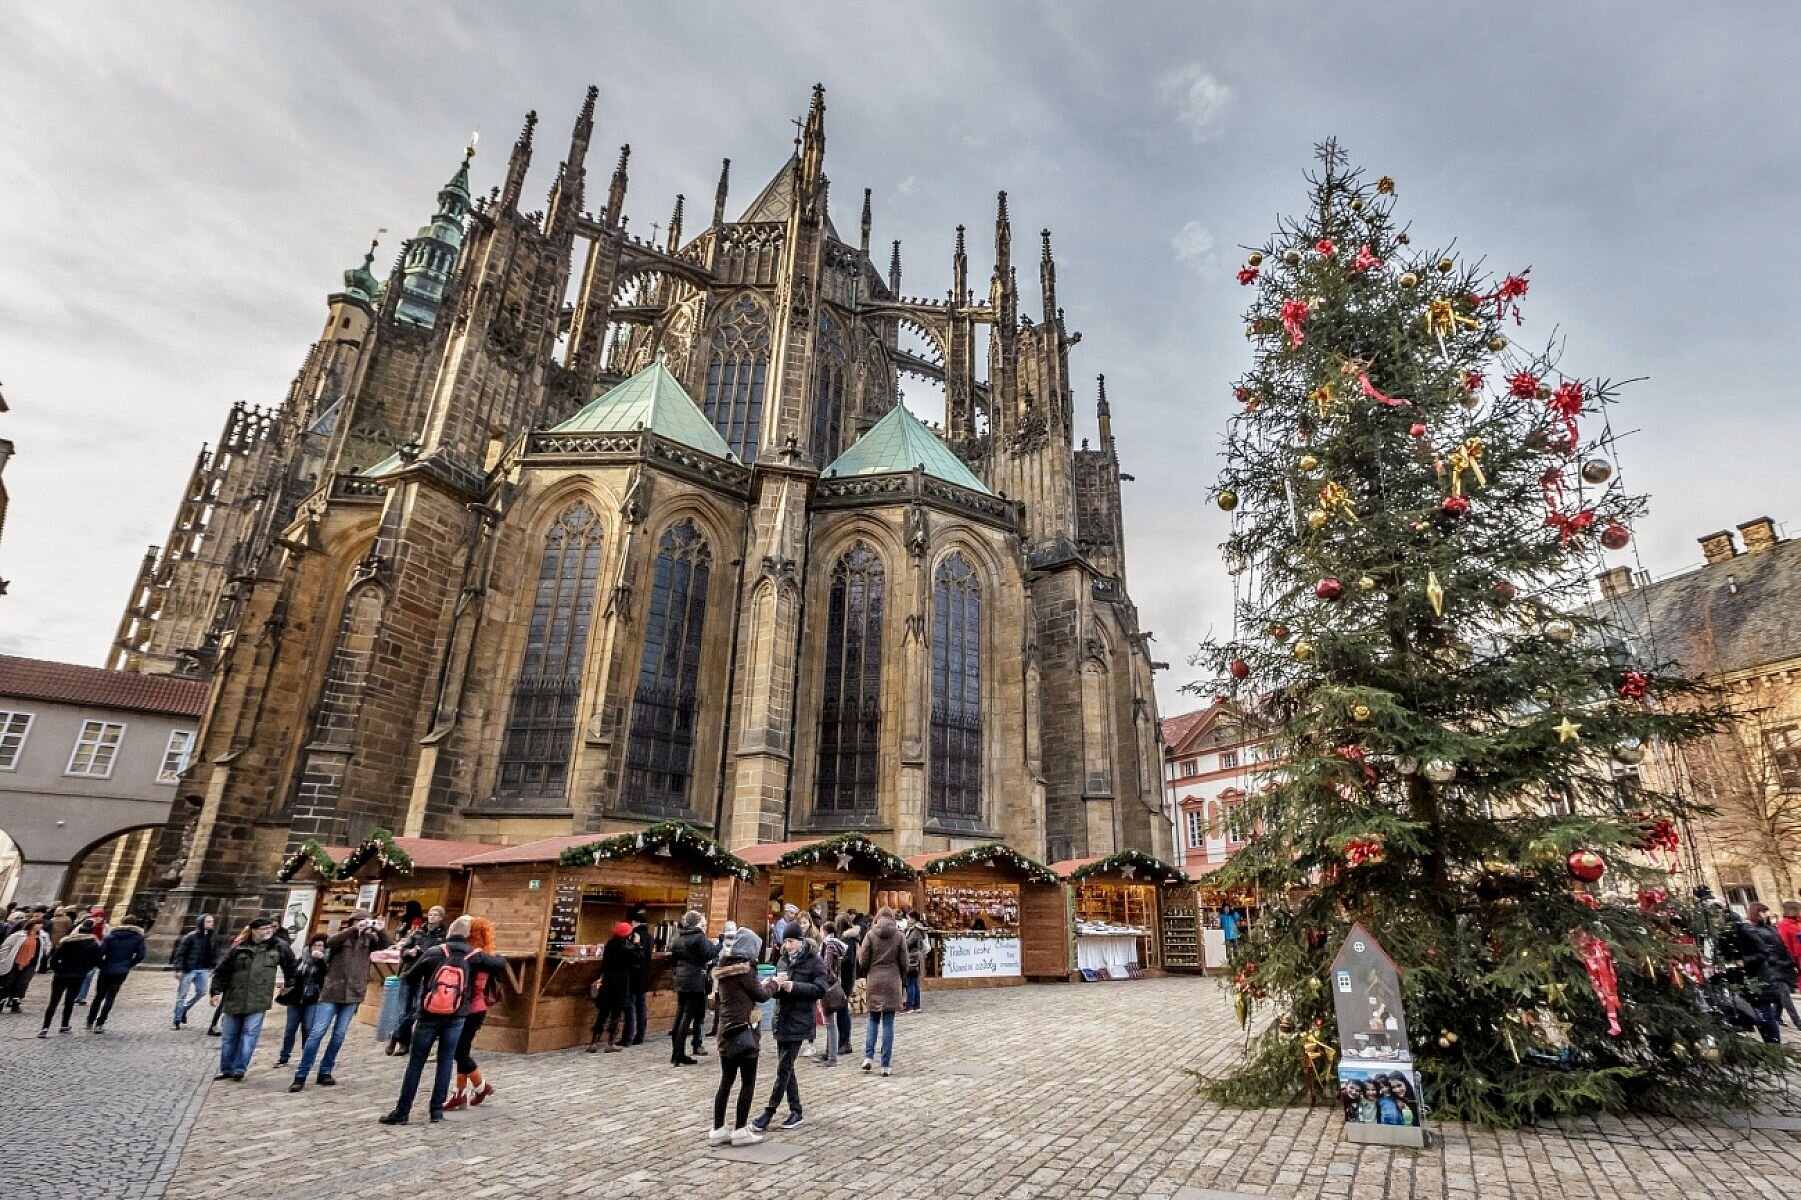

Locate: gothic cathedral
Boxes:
[112,86,1166,934]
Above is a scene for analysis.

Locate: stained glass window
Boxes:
[815,542,884,816]
[623,520,712,816]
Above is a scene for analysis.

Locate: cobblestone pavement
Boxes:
[0,971,218,1199]
[30,972,1801,1199]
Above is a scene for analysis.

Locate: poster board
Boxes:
[1330,924,1428,1146]
[940,935,1022,979]
[281,887,316,943]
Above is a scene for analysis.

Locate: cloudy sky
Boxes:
[2,4,1797,718]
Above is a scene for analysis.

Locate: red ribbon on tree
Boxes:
[1508,370,1541,399]
[1353,244,1382,271]
[1548,381,1584,449]
[1238,266,1260,286]
[1280,299,1311,348]
[1315,238,1337,256]
[1637,886,1668,913]
[1463,370,1484,392]
[1358,372,1409,407]
[1633,813,1681,872]
[1573,930,1622,1036]
[1618,671,1650,700]
[1546,507,1596,547]
[1334,744,1378,786]
[1485,270,1531,323]
[1344,836,1385,867]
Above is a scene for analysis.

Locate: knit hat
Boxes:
[782,903,799,916]
[732,927,763,960]
[248,917,276,930]
[681,910,704,930]
[612,921,634,938]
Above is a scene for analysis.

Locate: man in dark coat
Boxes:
[209,917,298,1078]
[1743,903,1798,1042]
[380,915,505,1126]
[292,909,392,1090]
[625,903,651,1045]
[170,913,219,1030]
[750,929,827,1133]
[87,918,147,1031]
[668,911,715,1066]
[389,905,447,1054]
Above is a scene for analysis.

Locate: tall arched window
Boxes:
[929,552,983,824]
[703,294,770,463]
[623,520,712,816]
[498,501,605,800]
[810,313,848,466]
[815,542,884,817]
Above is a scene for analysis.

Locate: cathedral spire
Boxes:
[666,194,684,251]
[888,239,902,295]
[546,86,597,234]
[500,110,537,213]
[800,83,827,186]
[1096,374,1113,445]
[604,144,630,226]
[1040,229,1057,324]
[712,158,731,227]
[994,191,1012,279]
[952,225,967,305]
[860,187,872,256]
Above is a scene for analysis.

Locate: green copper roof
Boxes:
[824,405,990,494]
[549,360,735,460]
[360,451,403,477]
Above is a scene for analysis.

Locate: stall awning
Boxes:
[339,832,497,879]
[907,843,1059,885]
[768,834,918,879]
[452,835,600,867]
[275,842,351,884]
[1052,850,1191,885]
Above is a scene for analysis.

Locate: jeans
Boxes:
[393,1016,463,1119]
[1754,999,1783,1044]
[219,1010,266,1075]
[278,1003,311,1062]
[174,969,210,1024]
[822,1008,840,1063]
[865,1010,895,1067]
[903,973,922,1011]
[296,1001,358,1080]
[761,1039,803,1117]
[627,990,647,1043]
[714,1050,758,1129]
[42,974,83,1031]
[392,980,421,1050]
[75,968,96,1003]
[672,991,706,1057]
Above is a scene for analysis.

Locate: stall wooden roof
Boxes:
[452,835,599,867]
[391,837,497,870]
[1049,856,1102,879]
[736,839,825,866]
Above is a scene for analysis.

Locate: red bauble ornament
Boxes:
[1269,623,1291,642]
[1229,659,1251,680]
[1618,671,1649,700]
[1567,849,1606,883]
[1494,580,1517,600]
[1408,423,1428,438]
[1315,238,1337,256]
[1600,521,1631,550]
[1441,495,1471,518]
[1315,577,1344,602]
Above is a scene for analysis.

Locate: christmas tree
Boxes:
[1197,142,1789,1125]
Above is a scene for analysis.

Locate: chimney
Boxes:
[1737,516,1780,554]
[1596,565,1634,599]
[1699,530,1738,565]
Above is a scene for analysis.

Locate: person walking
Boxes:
[586,921,636,1053]
[1747,902,1801,1032]
[291,910,390,1091]
[817,921,849,1066]
[900,910,929,1013]
[709,927,773,1146]
[829,915,860,1065]
[388,905,447,1055]
[0,916,50,1013]
[749,927,827,1134]
[444,916,501,1111]
[857,907,910,1076]
[87,917,147,1032]
[170,913,219,1030]
[625,904,651,1046]
[668,910,714,1066]
[72,906,107,1007]
[210,917,299,1080]
[379,915,503,1126]
[708,920,737,1038]
[39,920,103,1037]
[47,906,74,949]
[275,933,330,1069]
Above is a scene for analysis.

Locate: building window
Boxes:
[158,729,196,784]
[623,520,712,816]
[815,542,885,817]
[66,720,126,778]
[703,294,770,464]
[1768,725,1801,791]
[498,501,605,801]
[810,312,848,466]
[0,711,32,770]
[1185,809,1206,849]
[1720,868,1759,911]
[1181,759,1198,778]
[929,552,982,824]
[1219,750,1238,770]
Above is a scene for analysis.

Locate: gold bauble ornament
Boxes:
[1351,704,1372,723]
[1298,454,1319,472]
[1437,1035,1452,1049]
[1377,176,1396,195]
[1217,490,1239,512]
[1671,1043,1689,1060]
[1306,509,1328,529]
[1308,296,1323,312]
[1349,197,1364,212]
[1283,248,1302,265]
[1702,1043,1722,1063]
[1398,271,1419,289]
[1396,231,1410,244]
[1436,257,1455,273]
[1247,251,1264,267]
[1357,575,1377,592]
[1543,617,1576,644]
[1245,325,1258,340]
[1487,335,1508,352]
[1294,642,1317,662]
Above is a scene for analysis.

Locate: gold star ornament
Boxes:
[1553,716,1582,744]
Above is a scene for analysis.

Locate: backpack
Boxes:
[419,945,470,1017]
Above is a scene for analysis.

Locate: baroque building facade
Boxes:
[111,86,1166,937]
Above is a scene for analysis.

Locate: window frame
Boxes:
[927,552,985,826]
[65,719,127,779]
[1218,750,1239,770]
[1184,808,1206,849]
[814,541,886,819]
[0,710,33,771]
[157,728,196,785]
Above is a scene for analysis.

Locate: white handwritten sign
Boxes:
[940,935,1021,979]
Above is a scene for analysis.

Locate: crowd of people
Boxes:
[0,903,148,1034]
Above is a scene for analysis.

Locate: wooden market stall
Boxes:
[1193,861,1260,972]
[273,840,353,942]
[1051,850,1198,979]
[730,834,920,944]
[336,831,495,929]
[451,823,754,1054]
[905,843,1069,989]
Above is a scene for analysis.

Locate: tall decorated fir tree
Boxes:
[1197,143,1787,1125]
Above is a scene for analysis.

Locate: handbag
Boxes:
[721,1022,760,1059]
[824,972,847,1011]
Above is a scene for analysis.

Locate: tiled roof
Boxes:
[549,360,734,460]
[823,404,991,495]
[737,154,841,240]
[1591,537,1801,678]
[1048,856,1101,879]
[1159,708,1214,754]
[0,655,209,718]
[735,840,824,867]
[390,837,497,870]
[452,835,597,867]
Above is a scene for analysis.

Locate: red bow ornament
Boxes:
[1618,671,1649,701]
[1352,244,1382,271]
[1280,299,1311,349]
[1547,381,1584,449]
[1238,266,1260,286]
[1485,270,1531,324]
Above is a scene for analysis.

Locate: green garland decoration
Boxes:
[774,833,918,879]
[558,821,756,881]
[336,828,414,880]
[921,842,1058,885]
[275,838,338,883]
[1068,848,1191,885]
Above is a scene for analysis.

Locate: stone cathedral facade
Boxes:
[113,86,1166,934]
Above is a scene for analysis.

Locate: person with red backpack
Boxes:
[380,915,504,1126]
